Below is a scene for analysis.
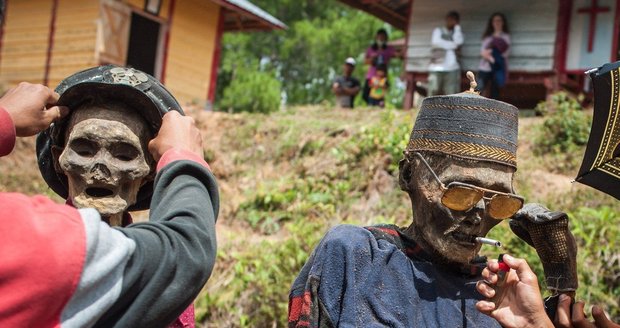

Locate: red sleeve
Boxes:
[0,193,86,328]
[156,148,210,172]
[0,106,16,157]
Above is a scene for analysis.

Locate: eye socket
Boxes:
[69,138,99,157]
[111,142,140,161]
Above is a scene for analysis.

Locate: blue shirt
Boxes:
[288,224,501,328]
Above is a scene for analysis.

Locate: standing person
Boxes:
[478,13,511,99]
[428,11,464,96]
[332,57,361,109]
[363,28,397,104]
[368,64,389,107]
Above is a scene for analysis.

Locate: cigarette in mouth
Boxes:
[475,237,502,247]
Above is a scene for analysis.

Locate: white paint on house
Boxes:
[406,0,559,73]
[566,0,616,71]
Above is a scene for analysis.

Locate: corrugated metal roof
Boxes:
[222,0,287,30]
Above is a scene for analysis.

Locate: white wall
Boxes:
[406,0,559,72]
[566,0,616,70]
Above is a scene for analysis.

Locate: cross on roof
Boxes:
[578,0,610,52]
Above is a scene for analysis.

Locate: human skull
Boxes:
[56,103,153,226]
[399,152,514,266]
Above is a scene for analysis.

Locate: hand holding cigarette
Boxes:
[475,254,554,328]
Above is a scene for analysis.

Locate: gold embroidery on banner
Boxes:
[407,138,516,166]
[599,157,620,179]
[592,68,620,170]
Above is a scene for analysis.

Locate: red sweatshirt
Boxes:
[0,107,219,327]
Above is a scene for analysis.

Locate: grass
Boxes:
[193,106,619,327]
[2,105,618,327]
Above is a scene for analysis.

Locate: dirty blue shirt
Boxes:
[288,224,501,328]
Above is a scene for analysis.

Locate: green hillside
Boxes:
[1,106,618,327]
[190,106,620,327]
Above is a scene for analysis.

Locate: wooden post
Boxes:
[404,72,415,110]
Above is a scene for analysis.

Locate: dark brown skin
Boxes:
[399,152,515,267]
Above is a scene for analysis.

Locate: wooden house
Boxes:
[339,0,619,108]
[0,0,285,105]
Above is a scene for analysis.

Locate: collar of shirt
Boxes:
[365,224,486,276]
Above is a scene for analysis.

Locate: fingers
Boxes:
[501,254,539,285]
[149,110,203,162]
[555,294,574,328]
[47,91,60,105]
[481,266,499,285]
[475,300,496,316]
[1,82,66,137]
[147,138,160,162]
[571,301,587,323]
[475,280,496,298]
[590,305,619,328]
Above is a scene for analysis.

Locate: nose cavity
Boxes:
[462,198,485,226]
[91,163,111,180]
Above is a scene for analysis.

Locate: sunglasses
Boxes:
[408,152,524,220]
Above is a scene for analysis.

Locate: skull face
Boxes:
[57,104,153,226]
[400,153,514,266]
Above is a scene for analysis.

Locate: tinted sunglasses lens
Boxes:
[488,195,523,219]
[442,186,483,211]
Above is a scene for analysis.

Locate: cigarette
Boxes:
[475,237,502,247]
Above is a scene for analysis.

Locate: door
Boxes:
[97,0,165,79]
[126,12,163,77]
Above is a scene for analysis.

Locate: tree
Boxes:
[215,1,404,109]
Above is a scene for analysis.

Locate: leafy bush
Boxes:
[533,92,592,173]
[219,65,281,114]
[341,109,411,173]
[534,92,591,152]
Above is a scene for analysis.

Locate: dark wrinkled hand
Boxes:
[510,203,578,293]
[0,82,69,136]
[555,296,620,328]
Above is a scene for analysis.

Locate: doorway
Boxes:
[126,12,162,77]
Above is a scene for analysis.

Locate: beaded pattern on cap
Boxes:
[407,72,519,168]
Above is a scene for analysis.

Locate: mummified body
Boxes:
[56,102,153,226]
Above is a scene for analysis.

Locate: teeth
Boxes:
[452,232,474,243]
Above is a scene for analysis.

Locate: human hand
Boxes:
[510,203,578,293]
[482,49,493,61]
[0,82,69,136]
[476,254,553,328]
[555,296,620,328]
[148,111,203,162]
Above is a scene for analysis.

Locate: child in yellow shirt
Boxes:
[368,64,388,108]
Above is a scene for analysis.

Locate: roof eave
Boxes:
[213,0,287,32]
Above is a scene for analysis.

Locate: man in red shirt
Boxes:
[0,82,219,327]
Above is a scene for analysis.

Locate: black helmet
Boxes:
[36,65,183,211]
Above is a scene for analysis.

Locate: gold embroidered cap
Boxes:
[407,72,519,168]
